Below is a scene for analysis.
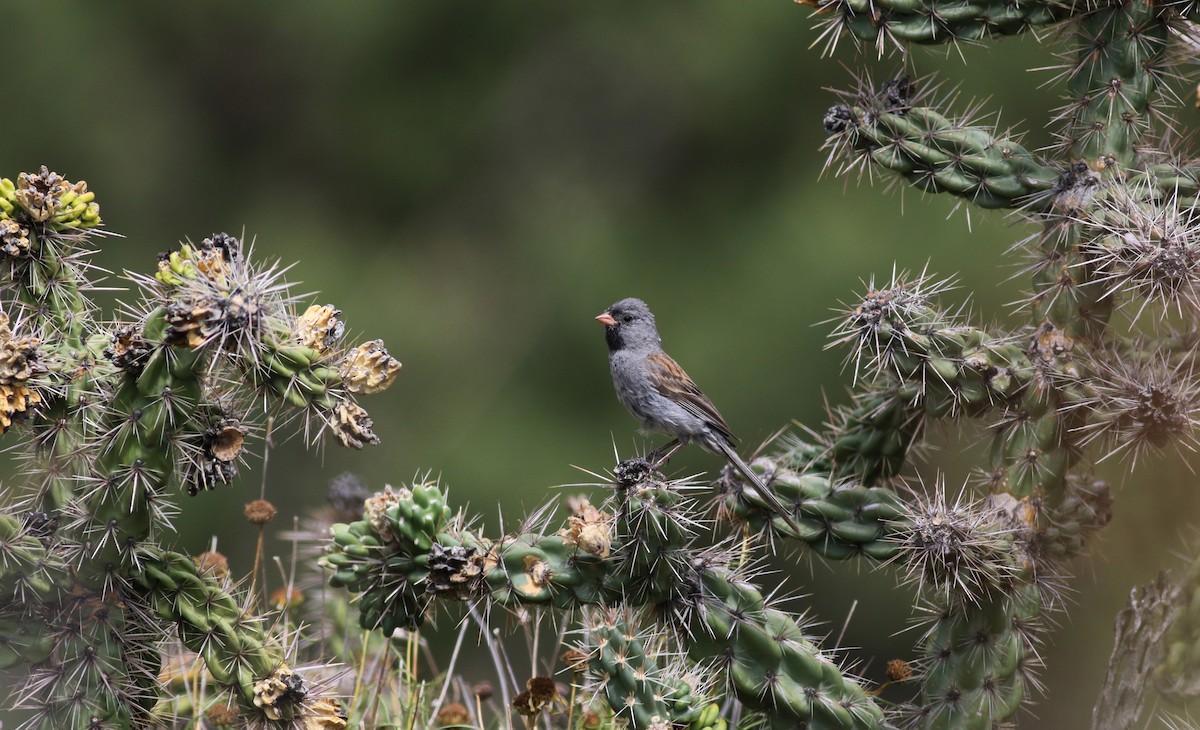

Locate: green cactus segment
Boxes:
[74,310,206,589]
[989,391,1076,501]
[609,472,697,601]
[785,385,922,485]
[327,477,694,631]
[15,596,156,730]
[1022,0,1171,405]
[835,306,1031,418]
[0,175,109,511]
[688,571,886,729]
[991,268,1097,503]
[0,169,100,354]
[133,549,299,721]
[824,99,1060,210]
[327,477,886,729]
[815,0,1079,47]
[326,482,459,632]
[0,513,69,604]
[253,339,342,411]
[12,230,93,347]
[915,584,1041,730]
[688,703,728,730]
[721,457,906,560]
[1029,474,1111,561]
[1063,2,1171,166]
[1033,231,1114,342]
[0,615,54,669]
[785,279,1035,492]
[584,611,717,730]
[1134,163,1200,203]
[828,276,1033,416]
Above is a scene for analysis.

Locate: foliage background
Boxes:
[2,4,1196,727]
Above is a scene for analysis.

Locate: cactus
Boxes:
[324,470,887,729]
[0,168,399,728]
[310,0,1200,726]
[6,0,1200,726]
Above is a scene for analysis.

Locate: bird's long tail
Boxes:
[715,440,800,535]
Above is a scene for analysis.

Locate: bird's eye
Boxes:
[622,315,633,323]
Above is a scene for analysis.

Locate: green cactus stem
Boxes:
[686,570,884,729]
[132,548,315,722]
[1062,2,1172,166]
[810,0,1081,51]
[581,609,717,729]
[325,475,888,728]
[0,512,69,605]
[718,456,906,560]
[822,92,1061,211]
[11,593,159,729]
[785,272,1037,490]
[0,168,400,730]
[74,311,207,590]
[913,583,1042,730]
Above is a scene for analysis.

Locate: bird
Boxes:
[595,297,800,533]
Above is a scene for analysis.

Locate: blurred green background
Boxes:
[2,3,1198,727]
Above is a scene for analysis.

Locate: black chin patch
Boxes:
[605,326,623,352]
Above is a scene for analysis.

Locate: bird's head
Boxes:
[596,297,660,352]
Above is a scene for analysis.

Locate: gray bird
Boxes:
[596,297,799,533]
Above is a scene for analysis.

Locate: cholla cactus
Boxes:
[316,0,1200,728]
[0,167,400,729]
[9,0,1200,727]
[806,0,1200,724]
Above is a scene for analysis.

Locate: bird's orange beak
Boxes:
[595,312,618,327]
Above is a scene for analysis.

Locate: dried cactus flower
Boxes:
[252,665,307,721]
[304,696,350,730]
[8,165,100,228]
[513,676,558,717]
[294,304,345,353]
[364,484,410,545]
[328,399,380,448]
[305,698,350,730]
[339,338,401,394]
[105,324,154,374]
[558,497,613,558]
[0,314,43,434]
[887,658,914,682]
[0,219,29,259]
[206,418,247,463]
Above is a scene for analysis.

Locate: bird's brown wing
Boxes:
[646,351,738,444]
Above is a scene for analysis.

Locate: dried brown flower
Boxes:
[293,304,344,353]
[435,702,472,727]
[558,498,613,558]
[328,399,380,449]
[194,550,230,579]
[245,499,278,526]
[340,339,401,394]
